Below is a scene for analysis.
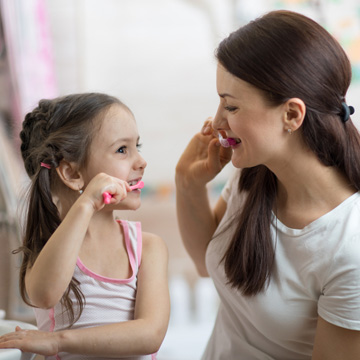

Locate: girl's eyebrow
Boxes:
[109,136,140,147]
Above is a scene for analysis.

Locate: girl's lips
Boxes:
[129,181,144,191]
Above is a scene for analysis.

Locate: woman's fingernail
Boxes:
[202,126,211,134]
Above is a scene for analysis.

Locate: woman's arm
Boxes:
[176,186,227,276]
[0,232,169,357]
[312,316,360,359]
[175,122,232,276]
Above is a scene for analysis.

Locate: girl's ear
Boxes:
[55,160,84,192]
[283,98,306,132]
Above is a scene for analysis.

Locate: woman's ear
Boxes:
[55,160,84,192]
[283,98,306,133]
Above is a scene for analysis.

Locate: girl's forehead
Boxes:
[93,105,138,144]
[105,103,135,122]
[101,105,136,130]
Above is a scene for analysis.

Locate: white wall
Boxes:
[45,0,360,187]
[46,0,236,186]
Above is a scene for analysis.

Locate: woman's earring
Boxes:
[79,189,83,195]
[287,128,293,135]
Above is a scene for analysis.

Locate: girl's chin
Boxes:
[108,199,142,212]
[122,201,142,211]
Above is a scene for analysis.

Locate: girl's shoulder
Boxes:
[141,232,168,267]
[141,231,167,254]
[116,219,168,261]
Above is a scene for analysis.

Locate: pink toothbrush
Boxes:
[102,181,144,204]
[218,133,237,147]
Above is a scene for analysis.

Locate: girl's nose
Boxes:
[136,153,147,170]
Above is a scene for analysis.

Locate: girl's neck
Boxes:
[85,210,119,243]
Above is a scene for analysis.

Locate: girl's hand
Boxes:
[81,173,131,211]
[0,326,59,356]
[176,117,232,189]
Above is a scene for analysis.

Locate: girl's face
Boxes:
[213,64,287,170]
[83,104,147,210]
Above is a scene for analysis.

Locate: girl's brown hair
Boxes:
[16,93,123,325]
[216,10,360,295]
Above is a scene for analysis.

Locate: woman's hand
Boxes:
[176,118,232,190]
[0,326,59,356]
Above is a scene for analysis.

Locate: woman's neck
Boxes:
[271,149,356,229]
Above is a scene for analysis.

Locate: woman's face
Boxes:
[213,64,288,170]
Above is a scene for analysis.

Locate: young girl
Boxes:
[0,93,170,359]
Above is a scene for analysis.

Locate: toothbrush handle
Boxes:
[102,192,112,204]
[102,181,144,204]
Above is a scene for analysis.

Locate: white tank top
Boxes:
[34,220,155,360]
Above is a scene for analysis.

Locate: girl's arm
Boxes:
[25,197,95,308]
[0,232,169,357]
[175,122,232,276]
[312,316,360,359]
[25,173,129,309]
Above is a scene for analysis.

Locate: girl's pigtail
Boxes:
[16,165,61,304]
[18,166,85,325]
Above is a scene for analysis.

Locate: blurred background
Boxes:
[0,0,359,359]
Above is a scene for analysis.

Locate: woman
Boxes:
[176,10,360,359]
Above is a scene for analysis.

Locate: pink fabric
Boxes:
[48,308,61,360]
[48,308,55,332]
[136,221,143,267]
[0,0,57,131]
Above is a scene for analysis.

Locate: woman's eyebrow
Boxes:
[219,93,235,99]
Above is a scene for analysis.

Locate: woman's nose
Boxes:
[212,106,228,131]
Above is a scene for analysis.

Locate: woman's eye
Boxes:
[224,105,237,112]
[136,143,143,152]
[117,146,127,154]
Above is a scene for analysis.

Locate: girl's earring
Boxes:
[79,188,83,195]
[287,128,293,135]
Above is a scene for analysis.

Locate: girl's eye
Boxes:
[224,105,237,112]
[136,143,143,152]
[117,146,127,154]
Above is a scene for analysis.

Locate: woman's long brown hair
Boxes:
[216,10,360,295]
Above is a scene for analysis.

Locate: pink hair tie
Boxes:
[40,162,51,169]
